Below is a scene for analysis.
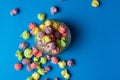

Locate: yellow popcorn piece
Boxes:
[32,27,40,35]
[32,72,40,80]
[61,69,70,79]
[58,61,66,68]
[91,0,100,7]
[52,21,59,30]
[33,57,39,62]
[42,35,51,44]
[45,20,52,26]
[39,23,46,30]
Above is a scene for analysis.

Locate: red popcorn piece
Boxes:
[29,23,37,30]
[30,62,38,70]
[58,26,66,34]
[62,32,68,37]
[51,56,59,64]
[52,47,60,54]
[36,51,43,58]
[14,63,22,70]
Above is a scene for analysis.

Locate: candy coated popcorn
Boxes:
[58,26,66,34]
[26,64,33,71]
[36,51,43,58]
[39,23,46,30]
[42,35,51,44]
[51,56,59,64]
[38,13,46,21]
[58,61,66,68]
[24,48,33,58]
[61,69,70,79]
[44,26,54,34]
[14,63,22,70]
[51,47,60,54]
[15,50,23,61]
[67,59,74,67]
[44,66,51,72]
[22,58,31,64]
[50,6,58,15]
[61,40,66,47]
[45,20,52,26]
[32,27,40,35]
[32,72,40,80]
[46,55,51,60]
[32,46,39,55]
[54,77,59,80]
[38,68,46,75]
[19,42,28,50]
[26,76,33,80]
[21,30,30,40]
[29,23,37,30]
[10,8,19,16]
[52,21,59,30]
[30,62,38,70]
[91,0,100,7]
[33,57,39,62]
[40,57,47,64]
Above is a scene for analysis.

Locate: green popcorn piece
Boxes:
[26,76,33,80]
[24,48,33,58]
[56,39,61,47]
[61,37,67,41]
[15,50,23,60]
[37,68,46,75]
[40,57,47,64]
[20,30,30,40]
[61,40,66,47]
[37,13,45,21]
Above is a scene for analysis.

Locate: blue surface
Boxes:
[0,0,120,80]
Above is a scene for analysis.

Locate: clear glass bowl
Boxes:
[34,20,71,56]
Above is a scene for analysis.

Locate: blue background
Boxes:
[0,0,120,80]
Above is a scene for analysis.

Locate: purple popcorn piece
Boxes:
[54,31,61,38]
[22,58,31,65]
[39,31,45,38]
[46,55,51,60]
[50,6,58,15]
[10,8,19,16]
[67,59,74,67]
[44,26,53,34]
[44,66,51,72]
[44,42,56,53]
[26,64,33,71]
[54,78,59,80]
[19,42,28,50]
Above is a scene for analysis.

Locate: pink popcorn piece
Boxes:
[50,6,58,15]
[19,42,28,50]
[44,66,51,72]
[51,56,59,64]
[30,62,38,70]
[10,8,19,16]
[14,63,22,71]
